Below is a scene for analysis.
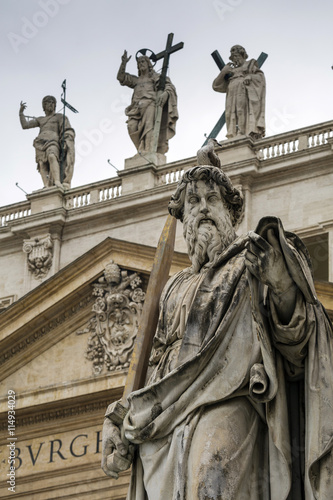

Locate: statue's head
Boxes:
[34,256,44,269]
[169,166,243,226]
[230,45,248,65]
[42,95,57,112]
[137,56,154,76]
[168,167,244,272]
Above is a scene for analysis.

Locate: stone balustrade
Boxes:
[64,178,122,209]
[1,120,332,224]
[0,201,31,227]
[157,165,186,185]
[255,120,333,160]
[98,180,122,202]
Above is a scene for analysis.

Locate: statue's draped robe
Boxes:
[124,217,333,500]
[120,72,178,154]
[213,59,265,139]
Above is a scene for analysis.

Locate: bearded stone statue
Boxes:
[101,161,333,499]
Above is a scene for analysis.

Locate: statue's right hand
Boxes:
[19,101,27,113]
[121,50,131,64]
[221,64,233,80]
[101,417,134,479]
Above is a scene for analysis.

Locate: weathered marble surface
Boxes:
[117,51,178,154]
[102,163,333,499]
[19,96,75,189]
[213,45,266,140]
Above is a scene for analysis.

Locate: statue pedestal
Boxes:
[219,136,257,164]
[120,153,166,195]
[124,152,166,170]
[28,185,65,215]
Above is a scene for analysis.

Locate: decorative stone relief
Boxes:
[0,295,17,311]
[78,261,146,375]
[23,234,53,280]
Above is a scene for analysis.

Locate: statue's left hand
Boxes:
[101,417,134,479]
[245,229,294,295]
[243,78,250,85]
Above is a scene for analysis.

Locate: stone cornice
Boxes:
[8,207,67,233]
[0,389,122,436]
[0,292,93,371]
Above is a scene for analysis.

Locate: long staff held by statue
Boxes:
[106,33,183,411]
[60,79,78,182]
[105,214,177,424]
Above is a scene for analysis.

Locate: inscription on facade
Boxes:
[0,426,103,476]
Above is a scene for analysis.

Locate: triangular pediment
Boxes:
[0,237,189,414]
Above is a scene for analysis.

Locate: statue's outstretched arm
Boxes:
[117,50,131,84]
[19,101,38,129]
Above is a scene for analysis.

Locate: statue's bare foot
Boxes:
[62,182,70,190]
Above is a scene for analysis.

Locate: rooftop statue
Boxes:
[101,151,333,499]
[19,96,75,189]
[213,45,266,140]
[117,50,178,155]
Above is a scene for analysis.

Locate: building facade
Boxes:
[0,121,333,499]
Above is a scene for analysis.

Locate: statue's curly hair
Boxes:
[168,166,244,227]
[230,45,248,60]
[42,95,57,110]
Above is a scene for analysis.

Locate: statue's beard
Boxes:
[183,213,236,273]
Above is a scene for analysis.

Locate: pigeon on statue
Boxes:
[197,138,222,168]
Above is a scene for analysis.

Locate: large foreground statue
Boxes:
[213,45,266,139]
[102,162,333,498]
[19,96,75,189]
[117,51,178,154]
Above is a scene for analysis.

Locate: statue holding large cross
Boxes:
[117,34,183,155]
[212,45,266,140]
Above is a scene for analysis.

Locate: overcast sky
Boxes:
[1,0,332,207]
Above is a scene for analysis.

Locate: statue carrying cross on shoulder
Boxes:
[213,45,266,140]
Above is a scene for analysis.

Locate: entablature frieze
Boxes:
[0,389,122,438]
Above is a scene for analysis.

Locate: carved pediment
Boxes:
[0,236,189,414]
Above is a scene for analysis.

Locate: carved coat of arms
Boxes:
[79,261,146,374]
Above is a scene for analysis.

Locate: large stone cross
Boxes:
[150,33,184,152]
[202,50,268,146]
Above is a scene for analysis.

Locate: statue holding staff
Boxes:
[19,95,75,189]
[101,145,333,498]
